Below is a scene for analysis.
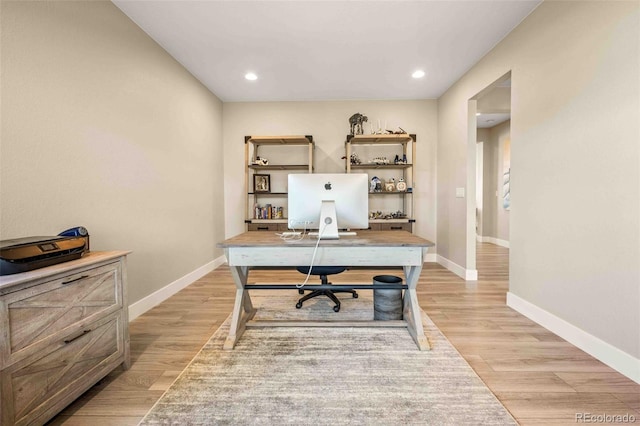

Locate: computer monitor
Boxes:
[288,173,369,239]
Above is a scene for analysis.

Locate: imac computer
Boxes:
[288,173,369,239]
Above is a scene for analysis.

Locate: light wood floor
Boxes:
[49,243,639,425]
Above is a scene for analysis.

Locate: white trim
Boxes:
[436,254,478,281]
[128,255,226,321]
[478,236,510,248]
[507,292,640,385]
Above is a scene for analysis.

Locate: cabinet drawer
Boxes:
[248,223,281,232]
[378,222,412,232]
[1,262,121,366]
[1,313,125,426]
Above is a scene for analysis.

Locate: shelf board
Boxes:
[248,192,288,196]
[369,218,412,223]
[369,191,413,195]
[350,163,412,170]
[346,134,415,145]
[249,164,310,170]
[246,219,288,223]
[247,135,313,145]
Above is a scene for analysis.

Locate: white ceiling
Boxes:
[113,0,541,102]
[477,112,510,128]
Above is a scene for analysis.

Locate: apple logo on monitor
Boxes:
[324,182,332,190]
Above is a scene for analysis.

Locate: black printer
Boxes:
[0,229,89,276]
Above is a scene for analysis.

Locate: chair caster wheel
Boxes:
[298,289,304,295]
[333,305,340,313]
[353,293,358,298]
[296,302,303,309]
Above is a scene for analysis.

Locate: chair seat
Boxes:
[296,266,346,276]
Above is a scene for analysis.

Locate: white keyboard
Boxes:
[280,231,302,236]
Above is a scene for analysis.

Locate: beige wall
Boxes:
[222,101,437,244]
[477,87,511,113]
[438,1,639,358]
[0,1,225,304]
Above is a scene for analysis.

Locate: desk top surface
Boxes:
[218,230,434,248]
[0,250,130,291]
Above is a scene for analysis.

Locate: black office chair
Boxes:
[295,266,358,312]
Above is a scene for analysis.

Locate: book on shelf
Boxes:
[254,204,283,220]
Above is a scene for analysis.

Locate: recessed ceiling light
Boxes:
[245,72,258,81]
[476,112,481,116]
[412,70,425,79]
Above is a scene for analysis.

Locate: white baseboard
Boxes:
[436,255,478,281]
[507,292,640,384]
[128,255,226,321]
[478,236,510,248]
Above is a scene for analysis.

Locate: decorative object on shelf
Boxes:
[341,152,362,165]
[370,121,407,135]
[372,156,389,165]
[349,113,368,135]
[394,154,407,165]
[253,174,271,193]
[385,178,396,192]
[370,210,407,220]
[396,178,407,192]
[370,176,382,192]
[252,156,269,166]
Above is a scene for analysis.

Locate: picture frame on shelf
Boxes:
[253,174,271,193]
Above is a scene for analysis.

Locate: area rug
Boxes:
[140,292,517,425]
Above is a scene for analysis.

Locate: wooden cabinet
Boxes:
[0,251,130,426]
[245,135,314,231]
[345,134,416,232]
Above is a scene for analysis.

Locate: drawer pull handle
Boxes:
[257,226,269,230]
[62,275,89,285]
[64,329,91,344]
[390,226,403,230]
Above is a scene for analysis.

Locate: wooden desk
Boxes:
[217,231,434,350]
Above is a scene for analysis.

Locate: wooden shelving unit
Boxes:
[244,135,314,231]
[345,133,416,232]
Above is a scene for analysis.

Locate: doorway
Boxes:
[468,72,512,276]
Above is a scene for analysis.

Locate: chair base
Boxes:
[296,288,358,312]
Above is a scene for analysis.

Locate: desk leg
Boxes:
[224,265,257,350]
[403,265,430,350]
